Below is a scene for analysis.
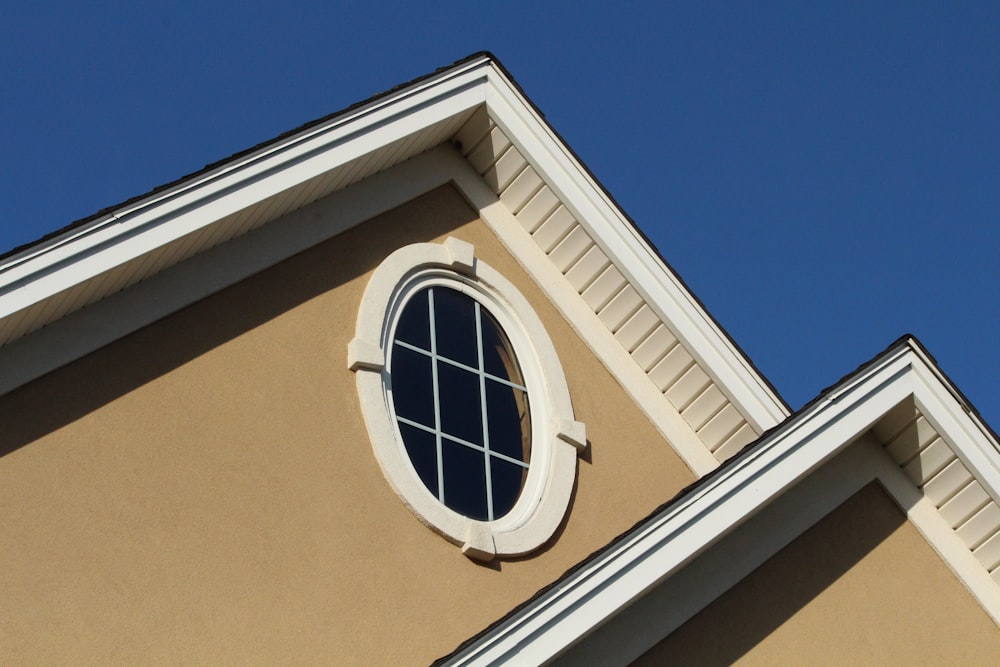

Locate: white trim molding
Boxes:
[482,64,789,433]
[0,54,786,456]
[0,55,787,480]
[350,238,584,561]
[0,148,720,478]
[439,338,1000,664]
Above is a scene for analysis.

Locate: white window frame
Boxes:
[349,237,585,561]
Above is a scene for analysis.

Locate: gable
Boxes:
[4,54,1000,665]
[0,55,786,478]
[440,338,1000,665]
[452,107,785,465]
[0,184,697,664]
[635,483,1000,666]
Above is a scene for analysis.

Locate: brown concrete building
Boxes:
[3,54,1000,665]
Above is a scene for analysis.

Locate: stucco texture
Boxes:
[0,185,694,665]
[634,482,1000,666]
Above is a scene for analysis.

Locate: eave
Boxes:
[437,336,1000,665]
[0,55,490,344]
[0,54,787,470]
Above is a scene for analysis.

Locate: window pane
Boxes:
[480,309,524,385]
[490,456,527,519]
[437,361,482,445]
[432,287,479,368]
[390,345,434,427]
[399,422,438,498]
[390,284,534,525]
[395,289,431,350]
[485,380,530,464]
[442,438,488,520]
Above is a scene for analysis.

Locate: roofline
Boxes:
[0,53,788,433]
[436,335,1000,664]
[0,55,492,319]
[478,59,789,427]
[0,53,495,279]
[484,56,790,417]
[0,52,496,265]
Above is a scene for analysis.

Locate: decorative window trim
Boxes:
[349,237,585,561]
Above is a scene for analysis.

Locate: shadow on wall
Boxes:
[633,482,906,666]
[872,396,938,484]
[0,186,478,459]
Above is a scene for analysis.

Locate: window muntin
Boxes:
[389,286,530,521]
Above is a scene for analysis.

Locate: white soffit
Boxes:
[480,67,788,433]
[452,110,764,467]
[0,54,785,438]
[438,338,1000,665]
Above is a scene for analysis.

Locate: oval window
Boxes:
[351,238,584,560]
[388,286,531,521]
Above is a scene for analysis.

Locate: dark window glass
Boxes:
[399,423,438,497]
[486,381,530,463]
[394,289,431,349]
[390,285,531,521]
[437,362,483,446]
[432,287,479,368]
[390,346,434,426]
[490,457,527,518]
[442,437,488,521]
[480,309,522,382]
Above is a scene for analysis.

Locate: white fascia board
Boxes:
[480,64,789,433]
[0,147,467,397]
[907,350,1000,503]
[0,58,493,319]
[444,345,921,666]
[448,155,719,476]
[3,55,786,436]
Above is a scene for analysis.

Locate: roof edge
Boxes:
[435,334,1000,664]
[0,52,497,266]
[1,52,788,436]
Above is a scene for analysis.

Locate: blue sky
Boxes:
[2,3,998,428]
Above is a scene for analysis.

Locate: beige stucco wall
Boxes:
[0,185,695,665]
[634,482,1000,666]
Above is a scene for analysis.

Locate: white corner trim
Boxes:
[867,431,1000,626]
[4,54,784,469]
[556,441,880,666]
[440,341,1000,664]
[4,54,784,453]
[350,238,583,561]
[558,430,1000,666]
